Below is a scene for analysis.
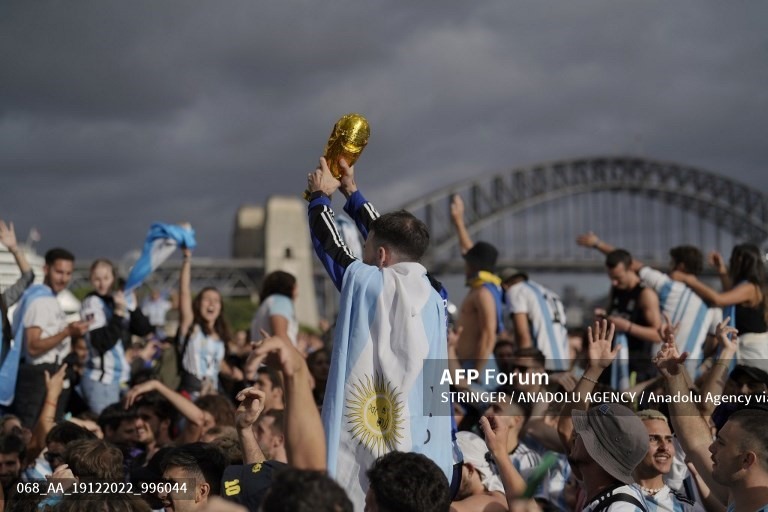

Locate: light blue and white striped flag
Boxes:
[610,332,630,391]
[124,223,196,296]
[322,260,453,510]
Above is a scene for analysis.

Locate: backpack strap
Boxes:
[592,492,647,512]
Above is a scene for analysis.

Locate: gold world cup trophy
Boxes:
[304,113,370,201]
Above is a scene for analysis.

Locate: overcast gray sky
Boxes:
[2,1,767,260]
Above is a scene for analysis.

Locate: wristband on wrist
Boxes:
[582,374,599,384]
[309,190,327,201]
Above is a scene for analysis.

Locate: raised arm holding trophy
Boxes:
[303,113,370,200]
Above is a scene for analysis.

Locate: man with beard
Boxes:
[98,403,145,477]
[160,443,227,512]
[99,403,140,446]
[632,410,699,512]
[709,409,768,512]
[11,248,91,427]
[253,410,286,463]
[0,434,24,500]
[134,391,177,460]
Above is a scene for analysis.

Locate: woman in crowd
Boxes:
[250,270,299,347]
[672,243,768,369]
[79,259,153,414]
[177,248,234,398]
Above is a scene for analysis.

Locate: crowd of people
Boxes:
[0,156,767,512]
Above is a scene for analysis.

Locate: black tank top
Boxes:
[735,303,768,334]
[610,283,654,377]
[610,284,649,334]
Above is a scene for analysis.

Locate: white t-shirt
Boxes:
[638,267,721,373]
[250,294,298,346]
[142,298,171,327]
[632,484,702,512]
[506,280,569,370]
[23,295,70,365]
[181,324,226,389]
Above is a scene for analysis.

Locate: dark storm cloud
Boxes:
[1,1,766,259]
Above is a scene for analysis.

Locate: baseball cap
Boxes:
[456,431,504,493]
[463,242,499,272]
[730,365,768,388]
[571,403,648,484]
[221,460,287,510]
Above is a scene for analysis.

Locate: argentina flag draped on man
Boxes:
[323,261,454,506]
[306,158,454,510]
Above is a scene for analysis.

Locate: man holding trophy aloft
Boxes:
[305,114,455,510]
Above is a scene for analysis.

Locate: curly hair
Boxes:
[367,451,450,512]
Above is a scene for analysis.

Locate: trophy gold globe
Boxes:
[304,113,370,201]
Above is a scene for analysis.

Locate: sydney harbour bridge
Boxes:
[69,156,768,309]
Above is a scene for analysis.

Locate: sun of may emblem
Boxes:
[346,374,404,456]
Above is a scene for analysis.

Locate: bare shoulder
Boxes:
[451,493,508,512]
[638,286,659,304]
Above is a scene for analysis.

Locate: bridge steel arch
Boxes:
[399,156,768,271]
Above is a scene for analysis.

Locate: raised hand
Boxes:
[44,363,68,398]
[714,316,738,353]
[123,379,160,408]
[337,157,357,197]
[586,319,619,370]
[653,336,687,378]
[657,313,680,345]
[308,157,341,197]
[576,231,599,248]
[450,194,465,222]
[480,415,509,457]
[235,387,266,430]
[708,251,727,273]
[0,220,18,251]
[113,290,128,317]
[251,333,306,378]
